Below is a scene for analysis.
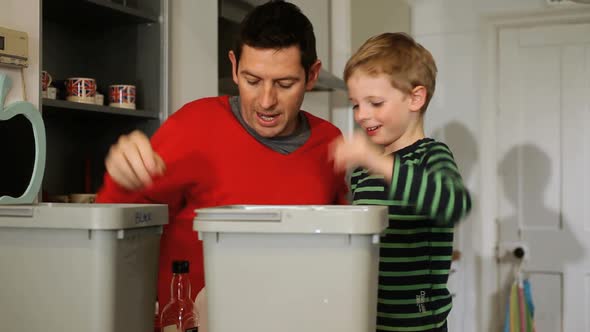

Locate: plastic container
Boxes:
[0,203,168,332]
[194,205,388,332]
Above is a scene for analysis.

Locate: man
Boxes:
[96,0,348,319]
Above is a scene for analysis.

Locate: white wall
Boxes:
[410,0,590,330]
[291,0,333,122]
[168,0,218,113]
[0,0,40,108]
[351,0,410,52]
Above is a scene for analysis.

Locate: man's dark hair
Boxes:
[234,0,318,80]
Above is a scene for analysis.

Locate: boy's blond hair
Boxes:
[344,32,438,112]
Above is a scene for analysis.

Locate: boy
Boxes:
[331,32,471,332]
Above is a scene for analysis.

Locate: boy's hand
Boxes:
[331,130,382,173]
[105,130,166,191]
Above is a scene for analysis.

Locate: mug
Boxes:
[68,193,96,204]
[109,84,136,109]
[95,93,104,106]
[65,77,97,104]
[41,71,52,97]
[47,86,57,100]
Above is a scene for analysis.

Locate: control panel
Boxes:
[0,26,28,68]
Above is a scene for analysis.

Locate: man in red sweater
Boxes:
[96,0,348,323]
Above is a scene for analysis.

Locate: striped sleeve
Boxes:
[387,144,471,225]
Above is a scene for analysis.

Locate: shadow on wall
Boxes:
[496,143,584,331]
[431,120,478,332]
[432,121,478,182]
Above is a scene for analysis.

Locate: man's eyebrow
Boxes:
[240,70,300,82]
[276,76,300,82]
[240,70,261,79]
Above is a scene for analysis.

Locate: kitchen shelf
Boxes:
[43,0,159,25]
[42,99,160,119]
[220,0,253,24]
[41,0,165,196]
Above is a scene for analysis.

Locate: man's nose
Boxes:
[259,84,278,110]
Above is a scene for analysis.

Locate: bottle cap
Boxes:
[172,260,189,274]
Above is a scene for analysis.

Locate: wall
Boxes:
[351,0,411,52]
[168,0,218,113]
[0,0,40,108]
[410,0,589,330]
[291,0,333,122]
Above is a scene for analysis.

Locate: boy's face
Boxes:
[229,45,321,138]
[347,70,424,154]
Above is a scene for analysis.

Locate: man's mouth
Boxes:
[257,112,280,125]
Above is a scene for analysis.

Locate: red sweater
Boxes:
[96,96,348,307]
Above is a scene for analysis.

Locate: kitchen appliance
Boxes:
[0,26,28,68]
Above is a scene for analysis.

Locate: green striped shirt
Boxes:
[351,138,471,332]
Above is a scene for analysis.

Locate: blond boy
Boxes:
[332,32,471,332]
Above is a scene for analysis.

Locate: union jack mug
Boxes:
[41,71,52,93]
[65,77,97,104]
[109,84,136,110]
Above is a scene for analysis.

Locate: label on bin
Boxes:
[134,211,152,225]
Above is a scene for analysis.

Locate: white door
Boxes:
[497,22,590,331]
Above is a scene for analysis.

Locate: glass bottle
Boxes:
[160,261,199,332]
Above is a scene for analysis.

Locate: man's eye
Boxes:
[278,82,294,89]
[246,80,259,85]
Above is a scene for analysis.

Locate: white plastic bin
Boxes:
[0,203,168,332]
[194,205,388,332]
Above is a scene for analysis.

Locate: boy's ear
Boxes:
[409,86,427,112]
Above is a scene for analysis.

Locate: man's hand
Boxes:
[105,130,166,191]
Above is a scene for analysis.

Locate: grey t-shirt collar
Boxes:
[229,96,310,154]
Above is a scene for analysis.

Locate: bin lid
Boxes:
[194,205,388,235]
[0,203,168,230]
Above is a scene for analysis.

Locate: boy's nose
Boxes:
[355,105,370,121]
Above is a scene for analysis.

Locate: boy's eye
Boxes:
[371,101,384,107]
[351,104,359,110]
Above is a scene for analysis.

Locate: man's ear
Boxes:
[229,50,239,85]
[305,60,322,91]
[409,86,427,112]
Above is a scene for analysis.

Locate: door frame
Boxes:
[478,7,590,332]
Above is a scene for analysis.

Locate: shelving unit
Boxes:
[43,0,159,25]
[41,0,167,198]
[42,99,160,119]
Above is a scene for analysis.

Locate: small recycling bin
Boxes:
[0,203,168,332]
[194,205,388,332]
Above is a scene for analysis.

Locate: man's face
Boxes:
[229,45,320,137]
